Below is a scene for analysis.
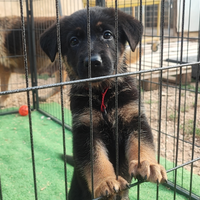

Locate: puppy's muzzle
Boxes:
[84,55,102,69]
[80,54,113,78]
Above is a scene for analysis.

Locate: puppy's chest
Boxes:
[71,87,139,129]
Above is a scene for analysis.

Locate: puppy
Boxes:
[0,16,67,108]
[40,7,167,200]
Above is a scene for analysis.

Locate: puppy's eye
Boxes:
[103,31,113,40]
[70,37,79,47]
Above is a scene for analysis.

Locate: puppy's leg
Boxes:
[0,65,11,108]
[84,141,128,199]
[127,134,167,184]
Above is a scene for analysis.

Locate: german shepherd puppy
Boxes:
[0,16,67,108]
[40,7,167,200]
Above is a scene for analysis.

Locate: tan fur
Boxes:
[126,133,167,183]
[96,21,102,26]
[0,16,67,107]
[62,55,79,80]
[84,141,128,198]
[118,101,143,124]
[75,27,82,30]
[73,109,103,127]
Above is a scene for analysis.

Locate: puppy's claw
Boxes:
[131,173,136,180]
[164,179,168,184]
[113,187,118,193]
[131,173,134,179]
[144,175,147,181]
[105,190,109,197]
[126,184,131,189]
[157,179,159,185]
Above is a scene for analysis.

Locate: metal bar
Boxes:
[38,109,72,131]
[55,0,68,198]
[152,128,200,149]
[135,79,200,94]
[173,0,179,178]
[166,157,200,173]
[19,0,38,199]
[165,0,173,171]
[137,0,143,199]
[0,109,34,116]
[149,0,155,126]
[93,180,145,200]
[1,75,200,105]
[25,0,39,110]
[0,176,3,200]
[163,181,200,200]
[29,0,39,110]
[1,62,199,96]
[174,1,185,199]
[3,109,200,150]
[189,10,200,200]
[0,110,19,116]
[92,155,200,200]
[138,0,142,167]
[86,1,94,198]
[143,35,199,40]
[181,0,192,188]
[158,0,165,167]
[156,0,165,199]
[114,0,119,181]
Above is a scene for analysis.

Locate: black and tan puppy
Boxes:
[40,7,167,200]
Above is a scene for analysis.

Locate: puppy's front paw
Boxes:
[94,176,128,198]
[129,160,167,184]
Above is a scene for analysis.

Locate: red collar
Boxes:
[100,88,109,113]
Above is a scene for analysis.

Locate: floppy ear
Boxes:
[40,22,58,62]
[118,11,143,52]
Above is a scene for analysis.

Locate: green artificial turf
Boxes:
[0,111,73,200]
[0,108,200,200]
[39,102,72,126]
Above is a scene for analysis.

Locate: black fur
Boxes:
[40,7,142,79]
[40,7,167,200]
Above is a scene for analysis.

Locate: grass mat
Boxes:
[39,102,72,126]
[0,111,73,200]
[0,110,200,200]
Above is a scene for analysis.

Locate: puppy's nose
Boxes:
[84,55,102,68]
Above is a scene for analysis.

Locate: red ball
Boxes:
[19,105,29,116]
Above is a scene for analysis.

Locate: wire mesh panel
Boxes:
[31,0,83,128]
[0,0,29,113]
[0,0,200,200]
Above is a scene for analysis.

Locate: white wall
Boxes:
[177,0,200,32]
[0,0,84,17]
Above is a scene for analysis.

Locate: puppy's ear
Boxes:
[119,11,143,52]
[40,22,58,62]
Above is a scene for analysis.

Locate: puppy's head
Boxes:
[40,7,142,81]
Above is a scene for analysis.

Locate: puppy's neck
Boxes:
[72,77,125,93]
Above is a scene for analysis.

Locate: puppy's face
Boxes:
[40,7,143,80]
[62,10,117,79]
